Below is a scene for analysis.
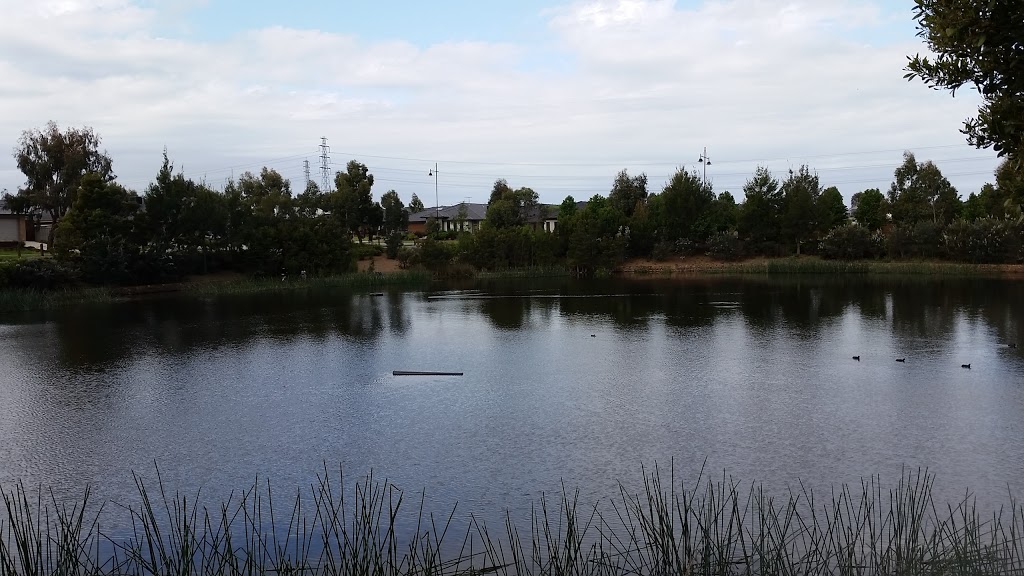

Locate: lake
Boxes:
[2,275,1023,535]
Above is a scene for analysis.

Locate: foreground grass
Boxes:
[184,270,433,296]
[2,466,1023,576]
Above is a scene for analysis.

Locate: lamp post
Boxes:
[428,163,439,230]
[698,147,711,188]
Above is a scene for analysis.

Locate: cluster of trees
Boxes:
[0,123,422,288]
[405,152,1024,276]
[5,119,1024,287]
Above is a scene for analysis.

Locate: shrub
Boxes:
[385,232,404,259]
[820,224,882,260]
[351,244,384,261]
[651,241,675,261]
[944,218,1022,263]
[430,231,459,241]
[706,232,744,261]
[396,247,419,270]
[0,258,80,290]
[418,238,454,272]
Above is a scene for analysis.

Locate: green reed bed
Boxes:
[0,287,114,313]
[3,465,1023,576]
[709,258,1004,276]
[184,271,433,296]
[475,266,571,280]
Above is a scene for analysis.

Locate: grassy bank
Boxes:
[2,466,1022,576]
[0,247,43,262]
[0,287,114,312]
[474,266,571,280]
[619,256,1022,277]
[183,270,433,296]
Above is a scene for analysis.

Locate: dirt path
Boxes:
[357,255,403,273]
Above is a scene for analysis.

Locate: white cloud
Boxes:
[0,0,999,204]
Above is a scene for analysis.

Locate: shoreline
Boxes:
[615,255,1024,277]
[3,256,1021,313]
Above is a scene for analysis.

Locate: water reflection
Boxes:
[1,275,1023,530]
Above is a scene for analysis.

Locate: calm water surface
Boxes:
[1,275,1023,529]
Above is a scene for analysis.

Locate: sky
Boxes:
[0,0,1003,208]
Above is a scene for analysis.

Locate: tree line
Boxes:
[0,123,423,288]
[410,152,1024,275]
[2,121,1024,289]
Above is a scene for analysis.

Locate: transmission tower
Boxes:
[303,159,311,189]
[320,137,332,192]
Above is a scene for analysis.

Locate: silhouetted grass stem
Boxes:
[2,464,1022,575]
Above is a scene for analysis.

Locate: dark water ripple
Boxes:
[1,275,1023,532]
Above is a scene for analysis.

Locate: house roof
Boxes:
[409,202,489,222]
[409,202,567,223]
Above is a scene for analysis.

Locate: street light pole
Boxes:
[698,147,711,188]
[428,163,439,230]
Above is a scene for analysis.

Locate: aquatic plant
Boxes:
[2,464,1022,575]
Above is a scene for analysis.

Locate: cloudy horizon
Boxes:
[0,0,1002,207]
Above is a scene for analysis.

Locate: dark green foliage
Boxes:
[996,159,1024,209]
[564,196,626,275]
[626,199,657,257]
[385,232,404,259]
[396,247,418,269]
[485,180,539,229]
[780,166,822,254]
[4,122,114,246]
[407,193,425,215]
[705,232,743,261]
[459,226,555,270]
[708,191,739,234]
[886,221,946,259]
[888,152,960,227]
[817,186,848,232]
[820,224,883,260]
[738,166,783,249]
[906,0,1024,163]
[416,237,454,272]
[943,218,1022,263]
[655,168,715,244]
[607,169,648,218]
[144,153,228,275]
[55,173,147,284]
[0,258,79,290]
[351,244,384,261]
[380,190,408,234]
[851,188,888,231]
[332,161,376,241]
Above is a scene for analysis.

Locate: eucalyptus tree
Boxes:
[4,122,114,244]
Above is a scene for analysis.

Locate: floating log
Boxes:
[393,370,464,376]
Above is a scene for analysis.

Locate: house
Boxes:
[0,213,27,245]
[408,203,488,235]
[408,202,567,235]
[0,203,28,245]
[525,204,561,233]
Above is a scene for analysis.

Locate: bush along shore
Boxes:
[2,466,1023,576]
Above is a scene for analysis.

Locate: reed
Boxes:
[184,271,433,296]
[700,258,1007,276]
[0,287,114,312]
[2,464,1022,575]
[475,266,571,280]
